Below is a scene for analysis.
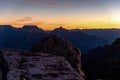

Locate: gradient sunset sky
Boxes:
[0,0,120,30]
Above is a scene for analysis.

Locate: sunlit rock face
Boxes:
[1,50,84,80]
[32,35,85,79]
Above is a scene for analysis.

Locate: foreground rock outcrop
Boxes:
[0,49,84,80]
[32,35,85,78]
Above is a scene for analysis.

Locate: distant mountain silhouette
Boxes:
[51,27,108,52]
[0,25,18,49]
[0,25,46,50]
[83,38,120,80]
[0,25,109,52]
[0,25,16,30]
[20,25,44,32]
[82,29,120,43]
[52,26,68,32]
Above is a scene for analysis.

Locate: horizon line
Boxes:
[0,24,120,31]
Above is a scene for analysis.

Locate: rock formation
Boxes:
[0,49,84,80]
[97,38,120,79]
[32,35,85,79]
[82,45,109,80]
[83,38,120,80]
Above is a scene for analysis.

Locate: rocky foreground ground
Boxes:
[0,49,84,80]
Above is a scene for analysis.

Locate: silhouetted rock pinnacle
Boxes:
[32,35,85,79]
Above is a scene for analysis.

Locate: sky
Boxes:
[0,0,120,30]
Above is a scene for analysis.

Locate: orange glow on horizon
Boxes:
[8,21,120,30]
[0,18,120,30]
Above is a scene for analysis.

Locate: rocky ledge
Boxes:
[0,49,84,80]
[32,35,85,78]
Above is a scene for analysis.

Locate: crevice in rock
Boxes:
[0,51,9,80]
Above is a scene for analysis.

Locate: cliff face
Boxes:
[83,38,120,80]
[1,49,84,80]
[97,38,120,79]
[32,35,85,78]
